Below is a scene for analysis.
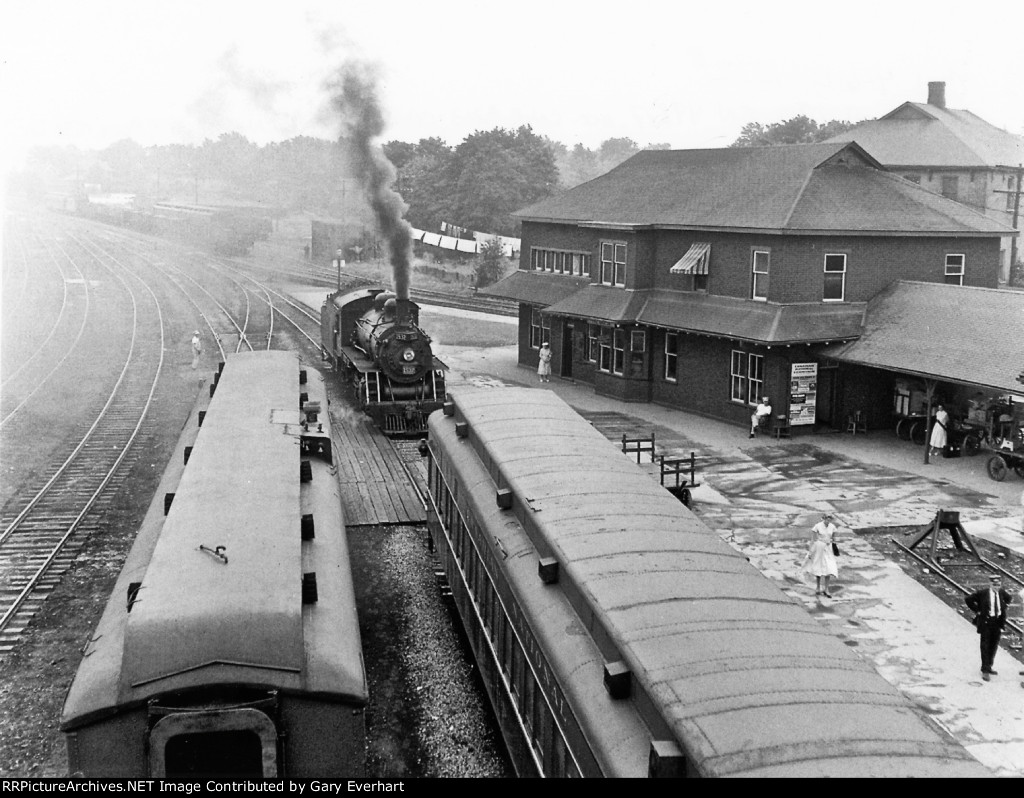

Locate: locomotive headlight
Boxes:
[401,348,416,362]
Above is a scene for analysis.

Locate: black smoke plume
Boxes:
[328,62,412,300]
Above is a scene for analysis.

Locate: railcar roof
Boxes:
[63,351,364,729]
[126,351,304,686]
[431,387,989,777]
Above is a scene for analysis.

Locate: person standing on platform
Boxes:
[965,574,1012,681]
[803,512,839,597]
[191,330,202,369]
[929,404,949,457]
[537,342,552,383]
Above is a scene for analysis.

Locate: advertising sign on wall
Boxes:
[789,363,818,426]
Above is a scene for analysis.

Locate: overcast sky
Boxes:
[3,0,1023,171]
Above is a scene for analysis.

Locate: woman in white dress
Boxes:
[803,512,839,597]
[929,404,949,457]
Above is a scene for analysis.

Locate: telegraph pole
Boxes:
[994,163,1023,275]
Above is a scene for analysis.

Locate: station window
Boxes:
[731,350,763,405]
[530,307,550,348]
[587,324,600,363]
[600,242,627,286]
[945,254,965,285]
[751,250,770,301]
[664,333,678,382]
[823,254,847,301]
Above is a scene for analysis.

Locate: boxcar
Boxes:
[61,350,367,777]
[422,387,991,778]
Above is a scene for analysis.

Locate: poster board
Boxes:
[789,363,818,426]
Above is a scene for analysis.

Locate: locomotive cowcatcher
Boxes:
[321,286,447,436]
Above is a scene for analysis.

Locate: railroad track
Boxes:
[0,230,166,651]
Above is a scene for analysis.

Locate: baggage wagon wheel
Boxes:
[986,455,1008,481]
[1014,463,1024,479]
[896,418,912,441]
[963,434,980,456]
[910,420,927,446]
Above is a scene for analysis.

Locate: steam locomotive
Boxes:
[321,286,446,435]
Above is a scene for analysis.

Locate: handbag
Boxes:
[831,541,841,556]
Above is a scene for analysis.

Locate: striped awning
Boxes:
[670,242,711,274]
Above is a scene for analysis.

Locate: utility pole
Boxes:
[994,163,1023,276]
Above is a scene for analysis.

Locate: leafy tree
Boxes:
[449,126,558,235]
[730,115,861,147]
[474,236,508,288]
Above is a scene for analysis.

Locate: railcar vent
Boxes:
[648,741,686,778]
[299,392,308,407]
[184,446,192,465]
[603,660,631,699]
[302,572,318,604]
[209,382,216,398]
[538,557,559,584]
[455,422,469,439]
[198,411,206,427]
[218,361,225,374]
[495,488,512,509]
[299,369,307,385]
[300,461,312,483]
[442,401,455,417]
[301,514,315,540]
[126,582,142,612]
[164,493,174,515]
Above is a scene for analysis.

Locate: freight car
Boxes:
[321,286,446,436]
[421,387,992,778]
[61,350,367,778]
[145,202,264,255]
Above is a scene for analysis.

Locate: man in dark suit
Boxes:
[965,574,1013,681]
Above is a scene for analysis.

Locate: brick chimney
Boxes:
[927,81,946,108]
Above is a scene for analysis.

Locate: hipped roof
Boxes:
[515,142,1011,235]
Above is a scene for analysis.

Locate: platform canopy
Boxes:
[821,280,1024,394]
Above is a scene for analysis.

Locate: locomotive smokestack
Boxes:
[328,62,413,301]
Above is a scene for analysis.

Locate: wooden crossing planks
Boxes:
[331,412,426,527]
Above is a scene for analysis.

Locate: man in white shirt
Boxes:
[965,574,1012,681]
[750,397,772,438]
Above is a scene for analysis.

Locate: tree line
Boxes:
[11,115,860,238]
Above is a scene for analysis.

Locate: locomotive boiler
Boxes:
[321,286,446,435]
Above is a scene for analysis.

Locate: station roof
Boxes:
[514,142,1013,236]
[821,281,1024,394]
[486,277,866,344]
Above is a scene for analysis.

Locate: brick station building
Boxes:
[484,142,1017,434]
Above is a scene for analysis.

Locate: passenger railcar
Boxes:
[321,286,446,436]
[61,350,367,778]
[422,387,991,778]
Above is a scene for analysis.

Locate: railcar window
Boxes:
[164,731,264,778]
[502,623,513,679]
[552,736,567,778]
[511,647,523,706]
[523,677,536,736]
